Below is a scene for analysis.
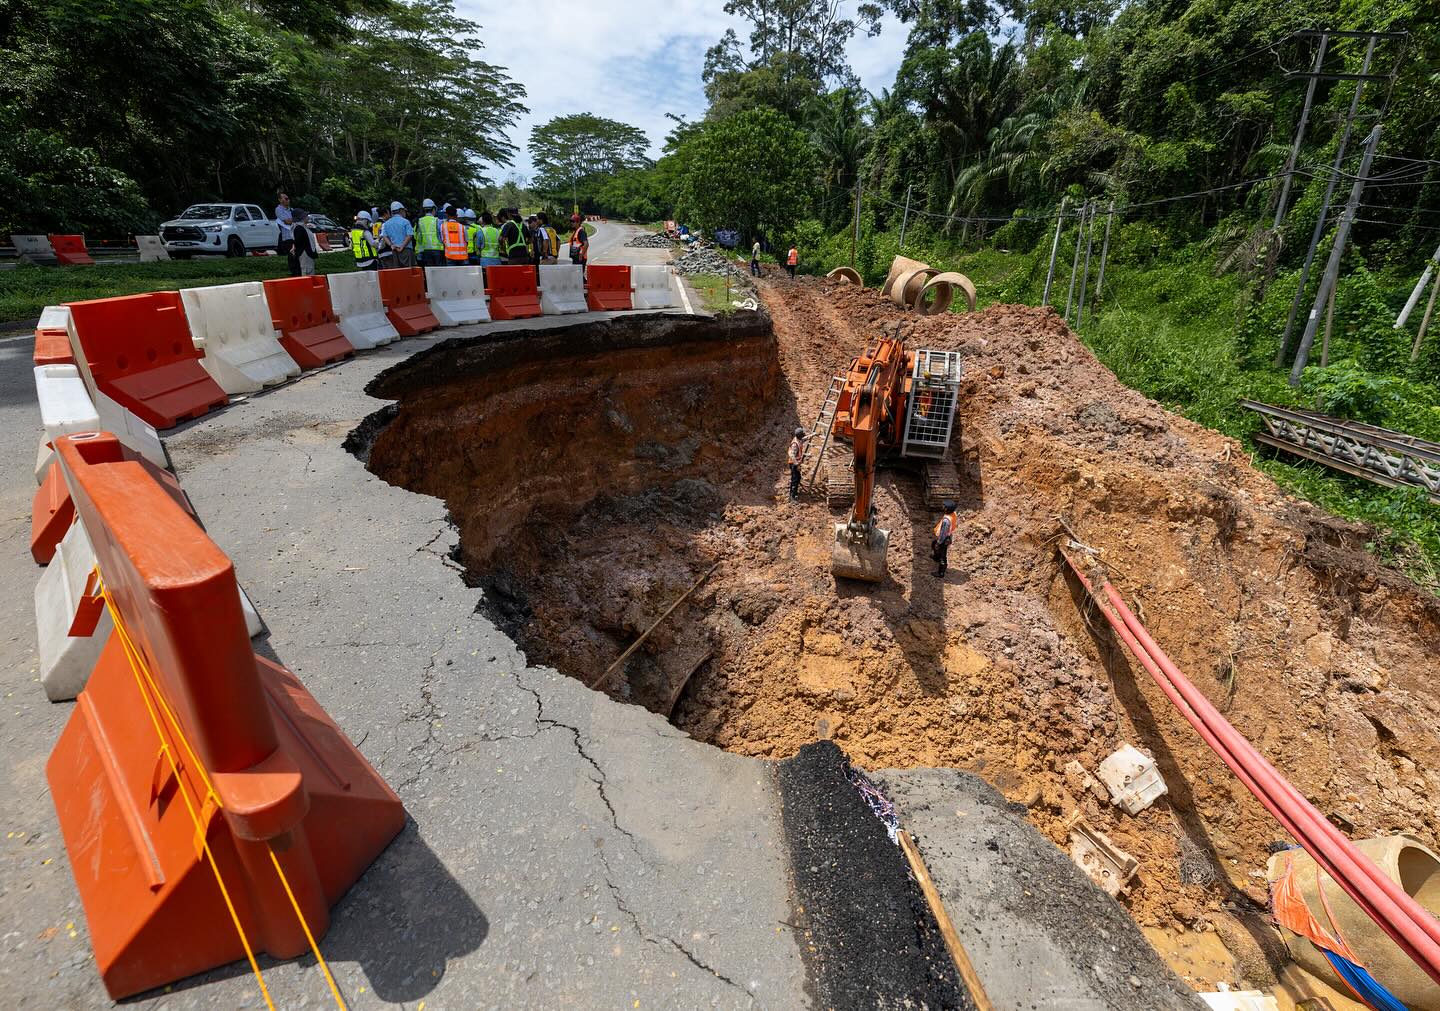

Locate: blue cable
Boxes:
[1321,948,1410,1011]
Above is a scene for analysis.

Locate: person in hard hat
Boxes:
[351,211,379,270]
[568,218,588,270]
[931,500,958,578]
[787,426,814,501]
[462,209,481,265]
[441,205,469,264]
[476,211,502,267]
[382,200,415,268]
[498,209,527,265]
[786,243,798,279]
[414,197,444,267]
[374,207,396,269]
[537,213,560,265]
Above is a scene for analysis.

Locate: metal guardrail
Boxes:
[1240,399,1440,503]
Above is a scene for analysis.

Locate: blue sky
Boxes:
[457,1,910,180]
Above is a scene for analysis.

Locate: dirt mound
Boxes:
[360,279,1440,990]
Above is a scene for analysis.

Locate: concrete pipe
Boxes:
[890,267,940,310]
[826,266,863,286]
[882,256,930,297]
[916,272,978,316]
[1266,835,1440,1010]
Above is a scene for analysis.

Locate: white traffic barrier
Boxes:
[180,281,300,394]
[35,519,112,702]
[631,265,679,310]
[13,235,57,264]
[136,235,171,262]
[538,264,587,314]
[38,304,70,330]
[34,364,100,482]
[328,271,399,349]
[95,389,167,469]
[425,265,490,325]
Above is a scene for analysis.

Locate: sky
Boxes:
[457,0,910,181]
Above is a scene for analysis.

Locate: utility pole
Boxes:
[850,178,862,269]
[1041,196,1069,307]
[1395,239,1440,329]
[1075,202,1098,329]
[898,183,913,250]
[1411,272,1439,364]
[1289,124,1382,385]
[1090,201,1116,327]
[1065,201,1088,325]
[1276,35,1378,367]
[1272,32,1329,231]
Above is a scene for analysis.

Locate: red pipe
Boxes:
[1061,549,1440,987]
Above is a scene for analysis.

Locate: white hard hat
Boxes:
[464,208,476,219]
[371,207,379,218]
[390,200,405,211]
[422,198,436,209]
[357,210,372,222]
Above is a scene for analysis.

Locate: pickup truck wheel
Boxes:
[225,236,244,258]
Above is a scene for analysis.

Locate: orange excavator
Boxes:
[820,325,964,582]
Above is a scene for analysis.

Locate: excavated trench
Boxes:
[352,287,1440,997]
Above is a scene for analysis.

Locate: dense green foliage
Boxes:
[0,0,525,235]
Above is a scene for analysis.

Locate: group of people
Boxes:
[274,192,322,276]
[347,199,586,273]
[749,239,800,279]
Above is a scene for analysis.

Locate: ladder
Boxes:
[804,375,846,490]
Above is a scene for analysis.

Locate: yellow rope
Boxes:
[95,569,348,1010]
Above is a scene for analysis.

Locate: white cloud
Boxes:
[455,0,910,178]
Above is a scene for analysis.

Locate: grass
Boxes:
[686,273,746,315]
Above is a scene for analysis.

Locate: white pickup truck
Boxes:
[159,203,281,258]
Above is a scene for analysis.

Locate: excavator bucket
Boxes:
[831,523,889,582]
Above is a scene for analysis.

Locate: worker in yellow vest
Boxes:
[351,211,379,270]
[463,209,481,265]
[478,211,502,267]
[415,197,443,267]
[441,206,469,264]
[931,500,958,578]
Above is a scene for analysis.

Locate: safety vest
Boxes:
[442,219,468,261]
[480,225,500,259]
[466,222,481,254]
[787,248,798,266]
[544,226,559,257]
[787,437,804,466]
[416,212,442,251]
[351,227,375,260]
[933,512,958,541]
[502,219,527,255]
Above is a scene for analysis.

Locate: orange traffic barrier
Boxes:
[46,431,404,1000]
[30,465,73,564]
[377,267,440,335]
[485,264,542,320]
[67,292,229,429]
[49,234,95,266]
[261,276,353,369]
[34,327,74,366]
[316,231,332,252]
[586,265,633,311]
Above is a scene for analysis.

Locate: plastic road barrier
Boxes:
[95,389,167,469]
[485,264,542,320]
[135,235,170,262]
[35,364,100,482]
[378,267,441,336]
[630,265,678,310]
[181,282,300,394]
[66,292,229,429]
[13,234,57,264]
[262,276,355,368]
[327,271,398,349]
[424,265,491,325]
[49,234,95,266]
[538,264,587,314]
[30,464,73,564]
[586,265,633,312]
[45,432,405,999]
[36,518,113,702]
[34,306,74,366]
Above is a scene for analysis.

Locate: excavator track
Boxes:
[921,460,963,509]
[826,457,855,510]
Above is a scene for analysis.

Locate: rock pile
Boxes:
[625,232,675,248]
[672,244,754,287]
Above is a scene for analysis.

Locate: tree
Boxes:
[528,114,652,209]
[673,107,816,241]
[809,88,872,228]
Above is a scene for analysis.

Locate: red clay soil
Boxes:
[371,278,1440,990]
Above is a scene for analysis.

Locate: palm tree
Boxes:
[809,87,872,229]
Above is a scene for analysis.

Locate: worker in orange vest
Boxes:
[931,500,958,578]
[787,426,813,501]
[441,206,469,264]
[786,243,798,278]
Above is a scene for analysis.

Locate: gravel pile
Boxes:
[672,244,754,287]
[625,232,676,248]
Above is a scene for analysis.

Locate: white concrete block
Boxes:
[180,282,300,394]
[425,265,490,325]
[38,305,70,330]
[631,265,679,310]
[136,235,171,262]
[538,264,587,314]
[1097,744,1168,815]
[328,271,398,349]
[35,519,112,702]
[13,234,56,263]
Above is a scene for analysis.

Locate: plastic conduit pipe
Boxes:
[1060,548,1440,987]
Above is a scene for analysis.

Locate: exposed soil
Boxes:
[359,279,1440,993]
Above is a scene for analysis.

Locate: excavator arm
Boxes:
[831,331,907,582]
